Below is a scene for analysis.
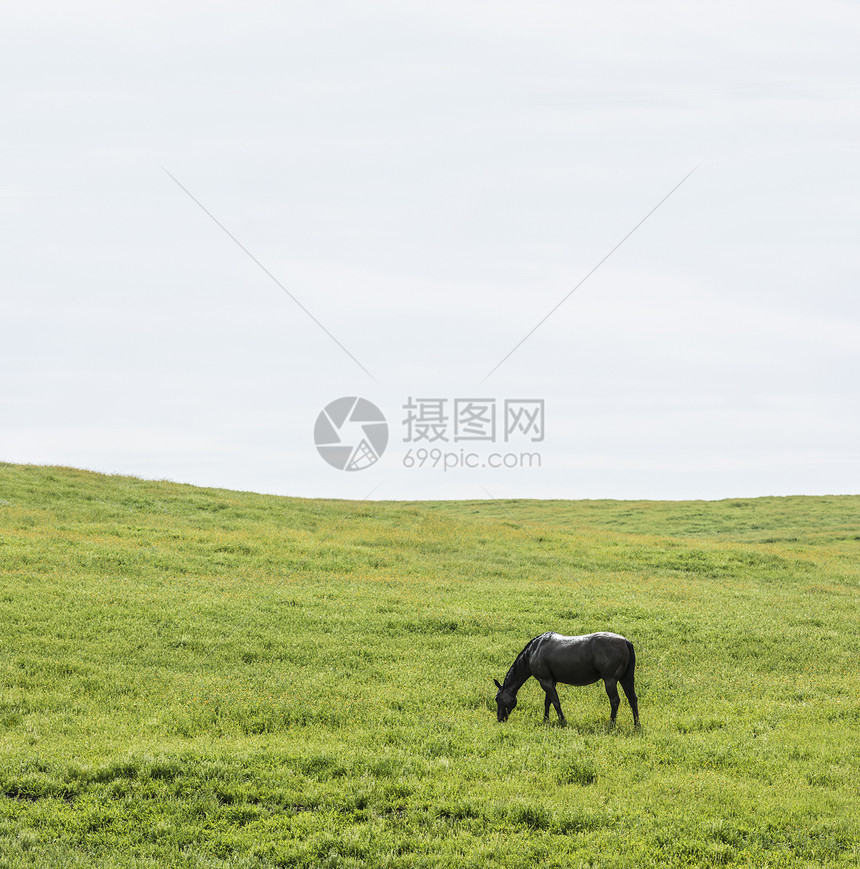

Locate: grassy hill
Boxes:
[0,463,858,867]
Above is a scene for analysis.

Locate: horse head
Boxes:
[494,679,517,722]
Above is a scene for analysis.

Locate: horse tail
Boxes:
[623,639,636,683]
[621,639,640,726]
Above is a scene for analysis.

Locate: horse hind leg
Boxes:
[604,678,621,726]
[620,672,640,728]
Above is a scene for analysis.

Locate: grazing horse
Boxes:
[494,632,639,727]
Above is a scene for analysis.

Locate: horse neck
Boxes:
[503,653,533,694]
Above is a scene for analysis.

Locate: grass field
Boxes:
[0,463,858,867]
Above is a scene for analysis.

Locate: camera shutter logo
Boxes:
[314,397,389,471]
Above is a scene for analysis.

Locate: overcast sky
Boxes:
[3,1,858,501]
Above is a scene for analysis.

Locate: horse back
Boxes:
[531,631,631,686]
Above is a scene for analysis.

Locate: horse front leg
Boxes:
[538,679,566,726]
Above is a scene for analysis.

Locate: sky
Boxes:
[2,1,859,501]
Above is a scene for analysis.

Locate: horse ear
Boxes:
[494,679,502,689]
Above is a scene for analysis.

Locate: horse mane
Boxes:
[503,632,551,687]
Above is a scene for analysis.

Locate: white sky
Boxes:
[2,1,859,500]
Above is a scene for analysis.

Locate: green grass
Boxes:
[0,462,858,867]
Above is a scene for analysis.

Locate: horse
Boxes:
[493,631,639,727]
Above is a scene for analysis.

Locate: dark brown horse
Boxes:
[494,632,639,727]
